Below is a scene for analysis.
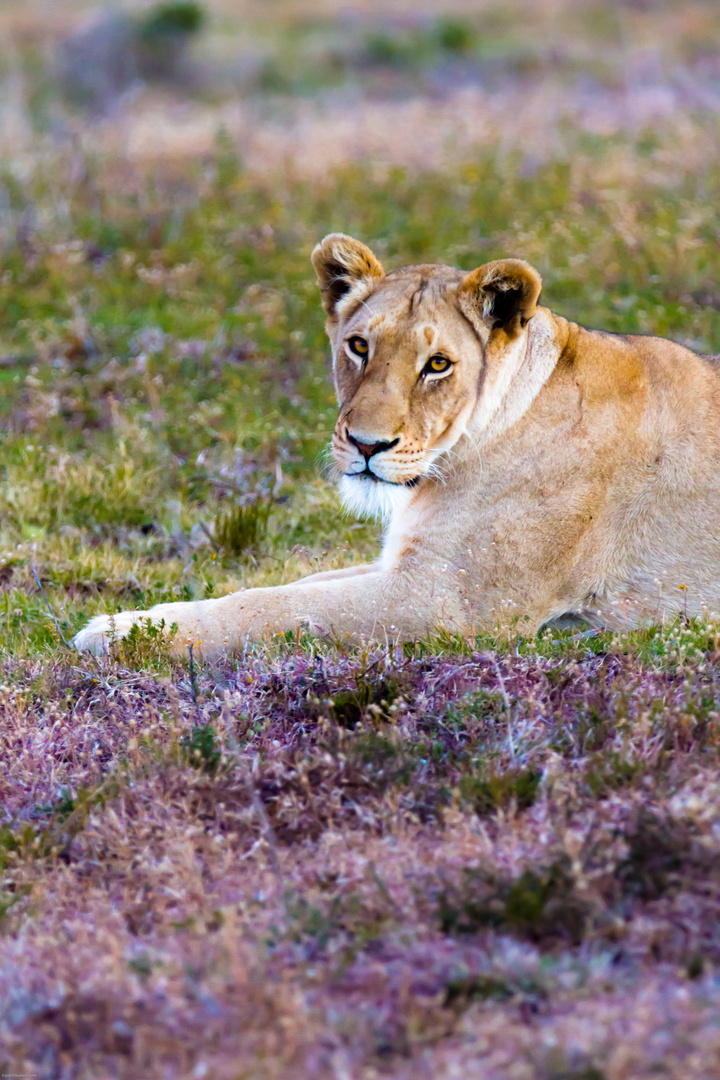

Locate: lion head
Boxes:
[312,233,543,520]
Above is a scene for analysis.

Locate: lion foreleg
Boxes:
[73,570,455,659]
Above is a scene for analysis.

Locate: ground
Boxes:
[1,1,720,1077]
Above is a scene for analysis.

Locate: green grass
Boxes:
[0,142,716,656]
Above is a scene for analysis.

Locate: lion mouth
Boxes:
[344,467,422,488]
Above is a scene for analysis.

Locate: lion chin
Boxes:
[338,474,415,522]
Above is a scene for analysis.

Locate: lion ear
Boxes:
[458,259,542,337]
[311,233,385,316]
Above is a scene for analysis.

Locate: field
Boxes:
[1,1,720,1077]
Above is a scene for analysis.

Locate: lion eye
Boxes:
[424,355,452,375]
[347,336,369,357]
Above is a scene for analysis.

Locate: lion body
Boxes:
[74,237,720,657]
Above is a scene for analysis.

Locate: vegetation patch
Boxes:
[181,723,222,773]
[443,971,546,1008]
[458,766,542,817]
[437,858,591,947]
[212,497,273,560]
[328,674,400,729]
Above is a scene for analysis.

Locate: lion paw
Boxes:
[72,611,146,655]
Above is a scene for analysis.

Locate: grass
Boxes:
[0,1,720,1077]
[0,148,717,657]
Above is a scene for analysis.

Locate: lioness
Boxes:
[74,234,720,657]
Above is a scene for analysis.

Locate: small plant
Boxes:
[547,1068,607,1080]
[181,724,221,773]
[108,617,177,669]
[213,499,271,558]
[0,826,22,874]
[583,751,642,797]
[328,675,398,729]
[128,953,153,978]
[138,2,205,39]
[137,3,206,82]
[434,17,475,52]
[364,32,415,69]
[0,883,31,923]
[347,732,410,775]
[449,688,505,723]
[1,785,110,870]
[438,858,590,946]
[458,767,542,817]
[615,811,691,901]
[364,17,476,71]
[34,787,77,819]
[443,972,545,1008]
[283,892,349,951]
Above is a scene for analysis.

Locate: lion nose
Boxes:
[346,432,399,461]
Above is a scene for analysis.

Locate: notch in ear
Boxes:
[458,258,542,337]
[311,233,384,317]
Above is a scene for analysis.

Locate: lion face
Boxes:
[329,268,484,519]
[312,234,542,520]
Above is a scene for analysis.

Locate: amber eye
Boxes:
[347,336,369,358]
[424,355,452,376]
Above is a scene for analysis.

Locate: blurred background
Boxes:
[1,0,719,175]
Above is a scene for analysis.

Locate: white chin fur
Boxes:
[339,474,413,522]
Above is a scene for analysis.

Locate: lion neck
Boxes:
[376,309,571,571]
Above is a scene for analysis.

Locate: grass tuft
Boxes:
[108,618,178,669]
[458,767,542,816]
[181,724,222,773]
[438,859,590,946]
[212,498,272,559]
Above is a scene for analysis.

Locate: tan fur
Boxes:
[74,235,720,657]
